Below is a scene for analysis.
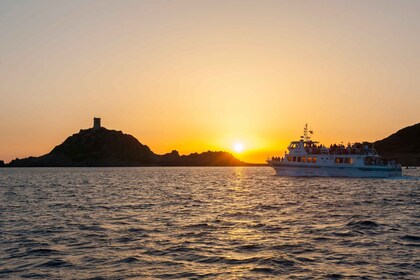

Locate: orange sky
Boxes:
[0,1,419,163]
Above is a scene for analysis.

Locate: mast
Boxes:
[301,123,314,141]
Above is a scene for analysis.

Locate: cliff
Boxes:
[374,123,420,166]
[7,127,246,167]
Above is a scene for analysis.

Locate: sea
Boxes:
[0,167,419,279]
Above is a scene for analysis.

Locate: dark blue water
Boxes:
[0,167,419,279]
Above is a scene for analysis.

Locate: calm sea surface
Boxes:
[0,167,419,279]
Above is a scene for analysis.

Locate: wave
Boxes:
[37,259,73,268]
[1,167,419,279]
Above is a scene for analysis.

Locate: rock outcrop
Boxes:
[7,127,246,167]
[374,123,420,166]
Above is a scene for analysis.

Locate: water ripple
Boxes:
[0,167,419,279]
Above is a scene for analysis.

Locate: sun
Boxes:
[233,142,245,153]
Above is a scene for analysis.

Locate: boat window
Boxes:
[287,156,291,161]
[307,157,312,163]
[302,156,306,162]
[297,156,301,162]
[312,157,317,163]
[335,157,344,164]
[292,156,296,162]
[345,158,353,164]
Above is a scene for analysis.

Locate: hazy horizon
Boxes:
[1,0,419,163]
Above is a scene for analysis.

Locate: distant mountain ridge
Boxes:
[6,126,246,167]
[374,123,420,166]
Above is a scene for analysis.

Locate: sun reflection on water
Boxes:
[1,167,418,278]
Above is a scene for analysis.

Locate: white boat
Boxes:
[267,124,402,178]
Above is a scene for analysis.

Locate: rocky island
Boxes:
[374,123,420,166]
[6,118,246,167]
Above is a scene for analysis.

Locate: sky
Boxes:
[0,0,419,163]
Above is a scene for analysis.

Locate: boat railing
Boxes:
[364,157,397,167]
[305,147,377,156]
[270,156,284,162]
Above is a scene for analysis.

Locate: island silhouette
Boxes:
[373,123,420,166]
[6,118,248,167]
[1,119,419,167]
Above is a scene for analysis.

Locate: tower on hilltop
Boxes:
[93,117,101,130]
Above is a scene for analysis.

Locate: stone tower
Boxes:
[93,117,101,130]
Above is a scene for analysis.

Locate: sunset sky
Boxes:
[0,0,419,163]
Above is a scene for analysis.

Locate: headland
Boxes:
[4,118,249,167]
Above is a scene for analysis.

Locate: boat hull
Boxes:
[270,164,402,178]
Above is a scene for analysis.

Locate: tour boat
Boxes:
[267,124,402,178]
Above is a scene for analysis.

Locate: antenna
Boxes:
[302,123,311,141]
